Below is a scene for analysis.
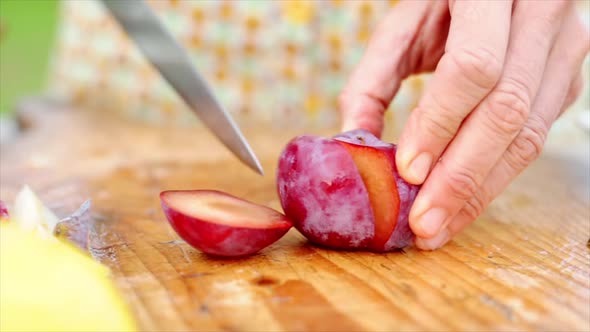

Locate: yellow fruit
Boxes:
[0,223,137,332]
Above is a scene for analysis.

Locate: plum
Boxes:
[160,190,292,257]
[277,129,420,251]
[276,136,375,249]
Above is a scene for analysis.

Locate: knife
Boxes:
[100,0,264,175]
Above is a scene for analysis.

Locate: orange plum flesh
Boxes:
[338,141,400,249]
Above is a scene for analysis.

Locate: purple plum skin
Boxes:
[277,129,421,251]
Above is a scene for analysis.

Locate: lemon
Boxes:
[0,223,137,332]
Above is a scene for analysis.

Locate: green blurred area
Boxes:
[0,0,59,115]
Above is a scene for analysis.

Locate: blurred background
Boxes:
[0,0,433,139]
[0,0,59,116]
[0,0,589,139]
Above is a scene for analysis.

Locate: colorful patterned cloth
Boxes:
[48,0,589,132]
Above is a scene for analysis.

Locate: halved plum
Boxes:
[160,190,292,257]
[277,129,420,251]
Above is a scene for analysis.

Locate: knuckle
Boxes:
[505,118,548,170]
[419,106,458,140]
[485,81,531,136]
[447,47,504,91]
[461,192,488,221]
[338,91,387,118]
[441,161,480,201]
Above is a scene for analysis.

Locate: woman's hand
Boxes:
[339,0,589,250]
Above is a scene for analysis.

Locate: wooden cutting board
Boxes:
[1,103,589,331]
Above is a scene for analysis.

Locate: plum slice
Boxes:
[336,141,400,250]
[160,190,292,257]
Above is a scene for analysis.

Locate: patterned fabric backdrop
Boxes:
[48,0,589,132]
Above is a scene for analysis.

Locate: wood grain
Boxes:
[1,106,589,331]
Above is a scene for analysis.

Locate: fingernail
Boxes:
[415,228,451,251]
[416,208,448,237]
[407,152,433,183]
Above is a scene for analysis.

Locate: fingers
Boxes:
[396,1,513,184]
[339,0,448,137]
[410,0,570,240]
[416,8,590,250]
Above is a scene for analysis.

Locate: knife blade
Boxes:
[100,0,264,175]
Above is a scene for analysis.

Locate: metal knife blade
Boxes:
[100,0,264,175]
